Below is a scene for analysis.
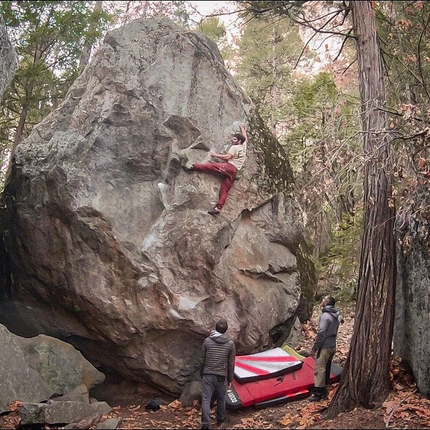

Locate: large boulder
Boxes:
[0,18,315,395]
[19,334,105,394]
[0,323,104,414]
[18,401,111,426]
[395,184,430,398]
[0,324,54,413]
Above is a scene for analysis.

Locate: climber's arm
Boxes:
[239,124,247,144]
[210,152,233,161]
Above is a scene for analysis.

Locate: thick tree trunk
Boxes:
[13,105,28,148]
[325,0,396,417]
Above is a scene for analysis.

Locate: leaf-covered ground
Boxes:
[2,305,430,429]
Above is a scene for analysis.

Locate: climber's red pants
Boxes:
[193,162,237,209]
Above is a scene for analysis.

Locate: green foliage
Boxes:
[317,210,362,302]
[2,1,111,76]
[235,16,310,129]
[292,73,337,117]
[193,16,233,64]
[236,1,308,18]
[197,17,226,43]
[105,1,190,27]
[232,9,363,301]
[374,1,430,196]
[0,1,112,185]
[285,72,360,170]
[284,72,362,302]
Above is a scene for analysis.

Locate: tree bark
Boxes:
[325,0,396,417]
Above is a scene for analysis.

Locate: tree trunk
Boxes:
[6,45,41,185]
[325,0,396,417]
[13,105,28,149]
[79,1,103,72]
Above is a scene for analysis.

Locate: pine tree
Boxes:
[0,1,112,185]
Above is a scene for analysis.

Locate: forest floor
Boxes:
[2,305,430,429]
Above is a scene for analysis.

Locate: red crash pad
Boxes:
[234,347,303,383]
[227,356,341,409]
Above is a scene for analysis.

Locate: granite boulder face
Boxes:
[0,18,315,395]
[0,323,105,414]
[395,184,430,398]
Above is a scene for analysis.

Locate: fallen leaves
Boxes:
[168,399,182,410]
[409,405,430,419]
[417,157,428,170]
[278,413,293,426]
[384,392,430,428]
[127,404,141,412]
[383,355,430,428]
[239,415,270,428]
[240,417,259,427]
[276,403,323,428]
[301,322,315,339]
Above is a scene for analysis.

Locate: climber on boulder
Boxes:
[188,124,247,215]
